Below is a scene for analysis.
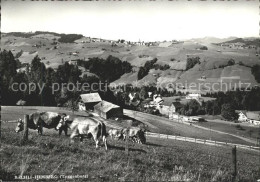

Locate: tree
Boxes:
[212,101,220,115]
[29,55,46,83]
[139,87,148,100]
[137,67,148,80]
[205,101,213,115]
[227,59,235,66]
[0,50,19,105]
[137,58,158,80]
[221,103,237,121]
[251,64,260,83]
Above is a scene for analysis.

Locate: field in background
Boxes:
[124,109,256,145]
[195,120,260,140]
[2,33,260,91]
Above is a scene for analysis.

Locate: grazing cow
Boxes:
[15,112,68,135]
[57,117,108,150]
[122,127,146,144]
[108,129,123,140]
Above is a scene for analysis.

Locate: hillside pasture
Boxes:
[123,110,254,145]
[1,121,260,181]
[195,120,260,140]
[2,34,260,92]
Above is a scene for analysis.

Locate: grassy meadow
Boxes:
[1,106,260,181]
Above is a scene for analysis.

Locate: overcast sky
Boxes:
[2,1,259,42]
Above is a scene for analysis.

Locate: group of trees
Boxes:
[5,31,83,43]
[170,88,260,121]
[137,58,157,80]
[57,34,83,43]
[199,46,208,50]
[0,50,133,107]
[137,58,170,80]
[1,51,80,106]
[78,55,132,82]
[186,57,200,70]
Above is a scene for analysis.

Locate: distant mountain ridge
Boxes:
[186,36,238,44]
[217,38,260,47]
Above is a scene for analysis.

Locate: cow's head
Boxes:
[15,118,24,133]
[56,115,70,130]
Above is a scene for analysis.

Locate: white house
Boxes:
[158,102,182,117]
[236,110,260,125]
[153,94,163,105]
[69,60,78,65]
[236,110,248,122]
[246,111,260,125]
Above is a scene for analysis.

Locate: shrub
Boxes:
[200,46,208,50]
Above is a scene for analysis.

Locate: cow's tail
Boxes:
[100,122,108,150]
[100,122,107,137]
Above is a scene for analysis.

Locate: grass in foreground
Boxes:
[1,122,260,182]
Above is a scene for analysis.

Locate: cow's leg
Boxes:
[38,126,43,135]
[92,133,99,149]
[103,136,107,150]
[70,132,78,143]
[59,128,62,136]
[80,135,84,142]
[64,127,68,136]
[95,139,99,149]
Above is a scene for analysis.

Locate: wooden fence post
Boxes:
[232,146,237,182]
[125,128,129,156]
[0,120,1,148]
[125,120,132,156]
[22,115,29,143]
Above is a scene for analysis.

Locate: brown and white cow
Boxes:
[15,112,68,135]
[122,127,146,144]
[57,117,108,150]
[108,129,123,140]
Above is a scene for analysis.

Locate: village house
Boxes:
[128,93,141,107]
[16,66,27,73]
[167,101,183,118]
[94,100,123,119]
[159,97,183,117]
[236,110,248,122]
[78,93,102,111]
[69,60,78,65]
[152,94,164,105]
[236,110,260,125]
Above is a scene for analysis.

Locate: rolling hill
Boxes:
[1,32,260,93]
